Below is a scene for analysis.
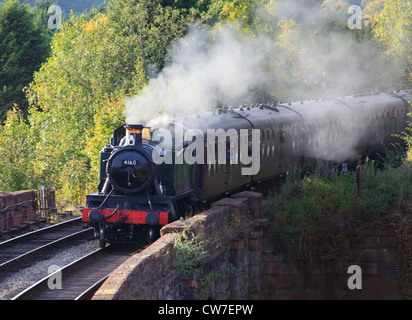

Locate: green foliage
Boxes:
[0,108,37,191]
[359,158,412,218]
[1,0,200,207]
[31,0,59,40]
[107,0,198,74]
[0,0,50,120]
[205,0,259,30]
[161,0,211,15]
[268,168,358,260]
[372,0,412,86]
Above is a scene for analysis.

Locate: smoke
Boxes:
[259,0,402,98]
[123,0,402,161]
[124,25,270,127]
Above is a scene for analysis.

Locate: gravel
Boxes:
[0,239,100,300]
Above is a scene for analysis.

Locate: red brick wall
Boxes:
[260,229,402,300]
[0,191,37,231]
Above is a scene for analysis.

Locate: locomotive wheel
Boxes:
[99,225,107,249]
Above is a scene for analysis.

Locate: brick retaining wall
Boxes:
[260,229,402,299]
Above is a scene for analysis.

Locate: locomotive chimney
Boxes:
[125,124,144,146]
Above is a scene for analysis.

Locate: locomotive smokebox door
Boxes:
[106,146,155,194]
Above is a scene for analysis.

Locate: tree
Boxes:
[31,0,61,40]
[204,0,260,32]
[0,108,37,191]
[372,0,412,87]
[107,0,198,75]
[0,0,50,121]
[26,12,146,207]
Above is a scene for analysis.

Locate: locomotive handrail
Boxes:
[98,187,114,208]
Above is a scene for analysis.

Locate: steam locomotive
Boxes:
[82,89,412,247]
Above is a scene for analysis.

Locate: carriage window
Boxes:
[219,141,224,173]
[271,129,275,156]
[280,131,286,143]
[269,129,273,157]
[226,138,238,167]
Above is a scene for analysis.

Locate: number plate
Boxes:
[124,160,137,165]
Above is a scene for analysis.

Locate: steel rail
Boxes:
[0,227,95,273]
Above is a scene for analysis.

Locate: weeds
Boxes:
[173,229,209,278]
[263,152,412,277]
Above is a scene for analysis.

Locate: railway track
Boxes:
[12,244,142,300]
[0,216,143,299]
[0,216,94,273]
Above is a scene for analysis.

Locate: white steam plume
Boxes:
[124,25,269,127]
